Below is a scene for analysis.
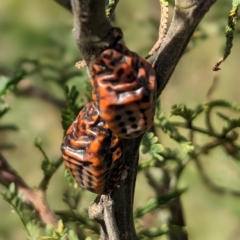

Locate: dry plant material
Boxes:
[145,0,169,59]
[75,60,86,69]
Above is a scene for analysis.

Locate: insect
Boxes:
[62,28,156,194]
[91,42,157,139]
[61,101,124,195]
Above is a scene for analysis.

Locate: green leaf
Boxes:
[150,144,163,153]
[181,142,194,153]
[26,222,40,240]
[141,133,164,162]
[0,104,10,118]
[106,0,120,18]
[64,169,78,188]
[134,189,186,218]
[61,85,84,132]
[57,219,64,234]
[171,103,204,121]
[0,76,9,94]
[0,70,25,96]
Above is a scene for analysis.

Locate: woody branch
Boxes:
[69,0,217,239]
[0,153,58,228]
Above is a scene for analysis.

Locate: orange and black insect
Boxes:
[61,28,157,194]
[61,101,124,195]
[91,42,157,139]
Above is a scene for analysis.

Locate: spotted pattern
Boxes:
[91,43,157,139]
[61,28,157,194]
[61,101,123,195]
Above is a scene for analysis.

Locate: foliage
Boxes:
[1,0,240,240]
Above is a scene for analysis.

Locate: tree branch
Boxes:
[16,80,67,109]
[194,154,240,197]
[0,153,58,228]
[69,0,217,239]
[71,0,112,66]
[154,0,217,95]
[168,198,188,240]
[89,195,120,240]
[53,0,72,12]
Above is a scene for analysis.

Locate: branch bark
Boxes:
[0,153,58,228]
[68,0,217,239]
[16,80,67,109]
[154,0,217,95]
[54,0,72,12]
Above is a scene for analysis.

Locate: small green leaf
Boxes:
[150,136,159,145]
[34,137,43,147]
[152,152,164,162]
[64,169,78,188]
[0,76,9,94]
[57,219,64,234]
[150,144,163,153]
[0,104,10,118]
[141,146,149,155]
[181,142,194,153]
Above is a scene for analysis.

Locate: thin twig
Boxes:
[38,157,63,191]
[56,209,100,233]
[176,138,228,178]
[154,0,217,95]
[145,0,169,59]
[194,154,240,197]
[0,153,58,227]
[16,80,67,109]
[53,0,72,12]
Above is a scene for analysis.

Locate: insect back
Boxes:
[91,43,157,139]
[61,101,123,195]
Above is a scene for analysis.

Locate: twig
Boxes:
[55,209,100,233]
[193,154,240,197]
[38,157,63,191]
[89,195,120,240]
[154,0,217,95]
[176,138,228,179]
[62,188,81,210]
[168,198,188,240]
[212,57,223,71]
[16,80,67,109]
[53,0,72,12]
[206,75,219,100]
[0,153,58,227]
[71,0,112,67]
[145,0,169,59]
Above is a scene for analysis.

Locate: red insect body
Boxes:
[91,43,157,139]
[61,29,157,194]
[61,102,123,194]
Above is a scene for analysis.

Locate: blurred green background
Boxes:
[1,0,240,240]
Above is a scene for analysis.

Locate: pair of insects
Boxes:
[61,28,157,194]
